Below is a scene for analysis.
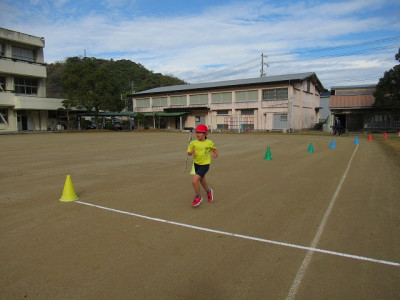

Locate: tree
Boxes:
[49,58,186,99]
[135,113,146,129]
[61,57,122,129]
[61,98,81,130]
[46,62,66,98]
[373,48,400,111]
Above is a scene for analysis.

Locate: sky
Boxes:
[1,0,400,89]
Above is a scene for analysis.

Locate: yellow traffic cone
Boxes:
[59,175,79,202]
[190,162,195,175]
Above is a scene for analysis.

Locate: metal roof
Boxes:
[331,84,376,89]
[134,72,324,96]
[329,95,375,109]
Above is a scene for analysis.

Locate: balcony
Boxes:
[0,57,46,78]
[0,92,16,106]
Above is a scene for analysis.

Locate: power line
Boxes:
[267,35,400,57]
[186,36,400,83]
[269,44,399,64]
[188,57,259,82]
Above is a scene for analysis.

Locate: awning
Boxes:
[140,112,157,117]
[157,112,189,117]
[164,107,209,112]
[137,112,189,117]
[98,111,136,117]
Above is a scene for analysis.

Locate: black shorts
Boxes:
[194,163,210,178]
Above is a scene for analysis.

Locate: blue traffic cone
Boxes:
[330,139,336,149]
[307,143,314,153]
[354,136,359,145]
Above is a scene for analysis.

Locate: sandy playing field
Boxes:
[1,131,400,299]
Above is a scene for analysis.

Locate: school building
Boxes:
[0,27,63,133]
[132,73,325,132]
[329,84,400,133]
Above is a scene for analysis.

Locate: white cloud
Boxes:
[2,0,399,88]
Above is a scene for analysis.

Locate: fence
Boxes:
[222,115,255,133]
[363,114,400,132]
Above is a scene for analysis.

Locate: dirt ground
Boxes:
[1,131,400,299]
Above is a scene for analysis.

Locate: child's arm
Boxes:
[212,149,218,159]
[187,142,195,155]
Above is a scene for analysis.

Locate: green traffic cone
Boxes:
[264,147,272,160]
[307,143,314,153]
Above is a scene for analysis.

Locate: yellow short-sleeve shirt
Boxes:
[187,139,217,165]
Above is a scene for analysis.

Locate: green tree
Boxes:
[373,48,400,111]
[135,112,146,129]
[61,98,80,130]
[46,62,66,98]
[61,57,122,129]
[49,58,186,99]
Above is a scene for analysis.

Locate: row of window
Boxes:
[12,46,35,62]
[0,44,36,62]
[216,109,254,115]
[0,76,38,94]
[136,88,288,108]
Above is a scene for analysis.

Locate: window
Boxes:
[152,97,168,107]
[135,98,150,108]
[280,114,287,122]
[170,96,187,106]
[211,92,232,104]
[241,109,254,115]
[235,90,258,102]
[216,110,229,115]
[14,77,38,94]
[190,94,208,105]
[48,111,57,118]
[12,46,35,62]
[0,76,5,92]
[0,108,8,124]
[262,88,288,101]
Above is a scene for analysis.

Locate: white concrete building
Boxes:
[133,72,324,132]
[0,27,63,133]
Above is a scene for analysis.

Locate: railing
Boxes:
[0,55,46,66]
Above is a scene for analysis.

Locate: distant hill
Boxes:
[46,58,186,99]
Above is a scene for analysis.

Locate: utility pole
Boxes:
[260,53,269,77]
[130,79,135,94]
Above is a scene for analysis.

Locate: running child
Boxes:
[187,124,218,207]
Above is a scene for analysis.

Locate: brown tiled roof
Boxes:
[329,94,375,108]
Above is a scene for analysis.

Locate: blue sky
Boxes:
[1,0,400,89]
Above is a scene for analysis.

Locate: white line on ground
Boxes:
[75,185,399,270]
[286,144,359,300]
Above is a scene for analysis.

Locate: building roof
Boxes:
[331,84,376,90]
[329,94,375,109]
[134,72,324,96]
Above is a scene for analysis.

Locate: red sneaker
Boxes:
[207,189,214,203]
[192,196,203,207]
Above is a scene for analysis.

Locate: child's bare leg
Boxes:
[192,175,202,195]
[200,177,209,192]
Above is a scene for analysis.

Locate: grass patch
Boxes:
[374,133,400,162]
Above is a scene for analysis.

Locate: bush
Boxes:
[104,123,117,131]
